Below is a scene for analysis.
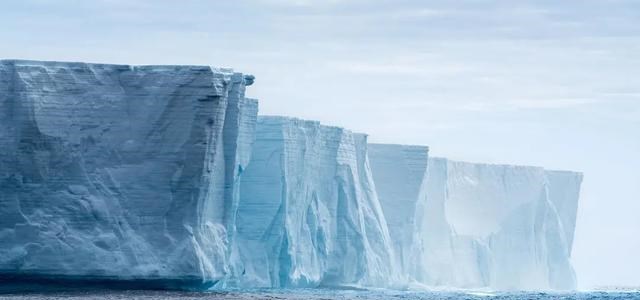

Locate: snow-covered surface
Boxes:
[233,116,397,288]
[414,158,582,290]
[0,60,257,288]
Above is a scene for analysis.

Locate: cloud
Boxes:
[507,98,599,110]
[257,0,344,7]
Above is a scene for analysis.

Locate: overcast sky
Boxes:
[2,0,639,289]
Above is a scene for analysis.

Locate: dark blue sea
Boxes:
[1,289,639,300]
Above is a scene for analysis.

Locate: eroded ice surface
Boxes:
[0,60,257,289]
[233,116,397,288]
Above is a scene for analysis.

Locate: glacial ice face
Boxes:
[233,116,397,288]
[366,147,582,290]
[0,60,257,288]
[0,59,584,291]
[367,144,429,280]
[543,170,582,290]
[415,158,582,290]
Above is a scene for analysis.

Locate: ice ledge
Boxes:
[369,143,430,152]
[430,156,583,175]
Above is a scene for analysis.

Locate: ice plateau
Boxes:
[0,60,257,289]
[0,59,583,291]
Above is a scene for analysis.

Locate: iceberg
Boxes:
[0,60,257,289]
[232,116,398,288]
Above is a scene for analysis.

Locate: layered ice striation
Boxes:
[233,116,397,288]
[415,158,582,290]
[0,60,257,289]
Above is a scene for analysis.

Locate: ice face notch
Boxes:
[0,59,258,289]
[233,116,398,288]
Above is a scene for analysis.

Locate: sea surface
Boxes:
[1,289,640,300]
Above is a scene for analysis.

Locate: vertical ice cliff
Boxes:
[367,144,429,281]
[542,170,582,290]
[415,158,582,290]
[233,116,397,288]
[0,60,257,289]
[367,147,582,290]
[0,59,584,291]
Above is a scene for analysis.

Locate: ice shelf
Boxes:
[0,59,583,291]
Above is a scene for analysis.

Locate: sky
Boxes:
[1,0,639,289]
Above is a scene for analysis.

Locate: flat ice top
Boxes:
[257,115,356,133]
[0,59,241,76]
[430,157,582,175]
[369,143,429,152]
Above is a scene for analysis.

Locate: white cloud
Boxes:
[507,98,599,110]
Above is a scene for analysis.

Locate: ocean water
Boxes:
[1,289,639,300]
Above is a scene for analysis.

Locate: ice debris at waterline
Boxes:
[0,60,583,291]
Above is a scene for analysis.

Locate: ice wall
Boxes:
[367,147,582,290]
[542,170,582,289]
[0,60,257,289]
[233,116,397,288]
[0,59,584,291]
[367,144,429,279]
[415,158,582,290]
